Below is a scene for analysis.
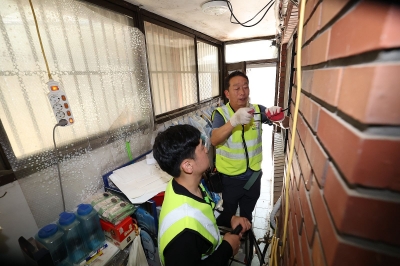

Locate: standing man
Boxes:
[153,124,252,266]
[211,71,281,223]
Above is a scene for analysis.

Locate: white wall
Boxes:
[0,181,38,265]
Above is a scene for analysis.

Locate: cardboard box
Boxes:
[100,216,135,243]
[105,229,136,250]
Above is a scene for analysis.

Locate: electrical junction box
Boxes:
[47,79,74,126]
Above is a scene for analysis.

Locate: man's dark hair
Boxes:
[224,70,249,91]
[153,124,201,178]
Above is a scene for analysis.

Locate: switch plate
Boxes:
[47,80,74,126]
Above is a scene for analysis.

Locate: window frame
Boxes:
[140,10,223,123]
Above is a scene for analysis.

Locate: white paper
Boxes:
[109,160,172,204]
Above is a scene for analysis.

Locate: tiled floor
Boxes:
[230,125,274,266]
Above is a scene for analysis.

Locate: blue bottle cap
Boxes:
[59,212,76,226]
[38,224,58,239]
[77,203,93,216]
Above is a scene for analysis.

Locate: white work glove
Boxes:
[266,106,282,115]
[229,107,254,127]
[266,106,284,122]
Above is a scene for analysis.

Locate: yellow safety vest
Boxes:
[158,180,221,265]
[212,103,262,176]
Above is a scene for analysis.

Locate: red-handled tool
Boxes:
[266,107,285,122]
[249,107,286,122]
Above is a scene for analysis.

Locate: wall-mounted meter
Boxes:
[47,80,74,126]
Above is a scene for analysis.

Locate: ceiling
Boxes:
[124,0,280,42]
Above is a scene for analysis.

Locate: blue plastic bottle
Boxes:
[76,204,105,252]
[57,212,89,264]
[34,224,69,266]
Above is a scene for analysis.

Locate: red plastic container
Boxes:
[151,192,165,206]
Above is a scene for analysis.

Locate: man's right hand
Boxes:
[223,232,241,255]
[229,107,254,127]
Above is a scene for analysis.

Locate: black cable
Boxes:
[226,0,275,28]
[228,0,274,25]
[53,119,67,212]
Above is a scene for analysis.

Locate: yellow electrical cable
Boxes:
[269,216,279,265]
[279,0,306,259]
[270,236,275,266]
[28,0,52,80]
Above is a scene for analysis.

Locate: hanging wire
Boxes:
[30,0,67,211]
[28,0,52,80]
[226,0,276,28]
[53,121,67,212]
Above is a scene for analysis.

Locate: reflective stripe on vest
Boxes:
[158,180,221,265]
[213,103,262,176]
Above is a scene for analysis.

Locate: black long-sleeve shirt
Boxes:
[162,179,233,266]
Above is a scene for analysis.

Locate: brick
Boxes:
[292,86,297,104]
[308,134,328,188]
[290,164,295,190]
[301,70,313,93]
[300,226,312,266]
[320,0,352,29]
[293,153,302,189]
[317,109,400,192]
[324,163,400,246]
[312,231,327,266]
[311,68,342,106]
[297,142,312,190]
[310,181,400,266]
[293,214,304,266]
[301,45,309,67]
[382,5,400,47]
[299,177,316,245]
[294,186,304,234]
[304,0,319,25]
[290,178,296,214]
[302,24,308,47]
[301,96,320,132]
[295,131,301,156]
[308,29,330,65]
[293,70,297,86]
[296,113,309,149]
[289,213,296,266]
[305,4,322,42]
[338,64,400,125]
[328,1,400,60]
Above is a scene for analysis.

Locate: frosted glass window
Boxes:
[225,40,278,63]
[0,0,152,159]
[197,41,219,101]
[0,0,154,227]
[144,21,198,115]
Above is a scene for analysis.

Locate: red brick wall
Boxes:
[281,1,400,265]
